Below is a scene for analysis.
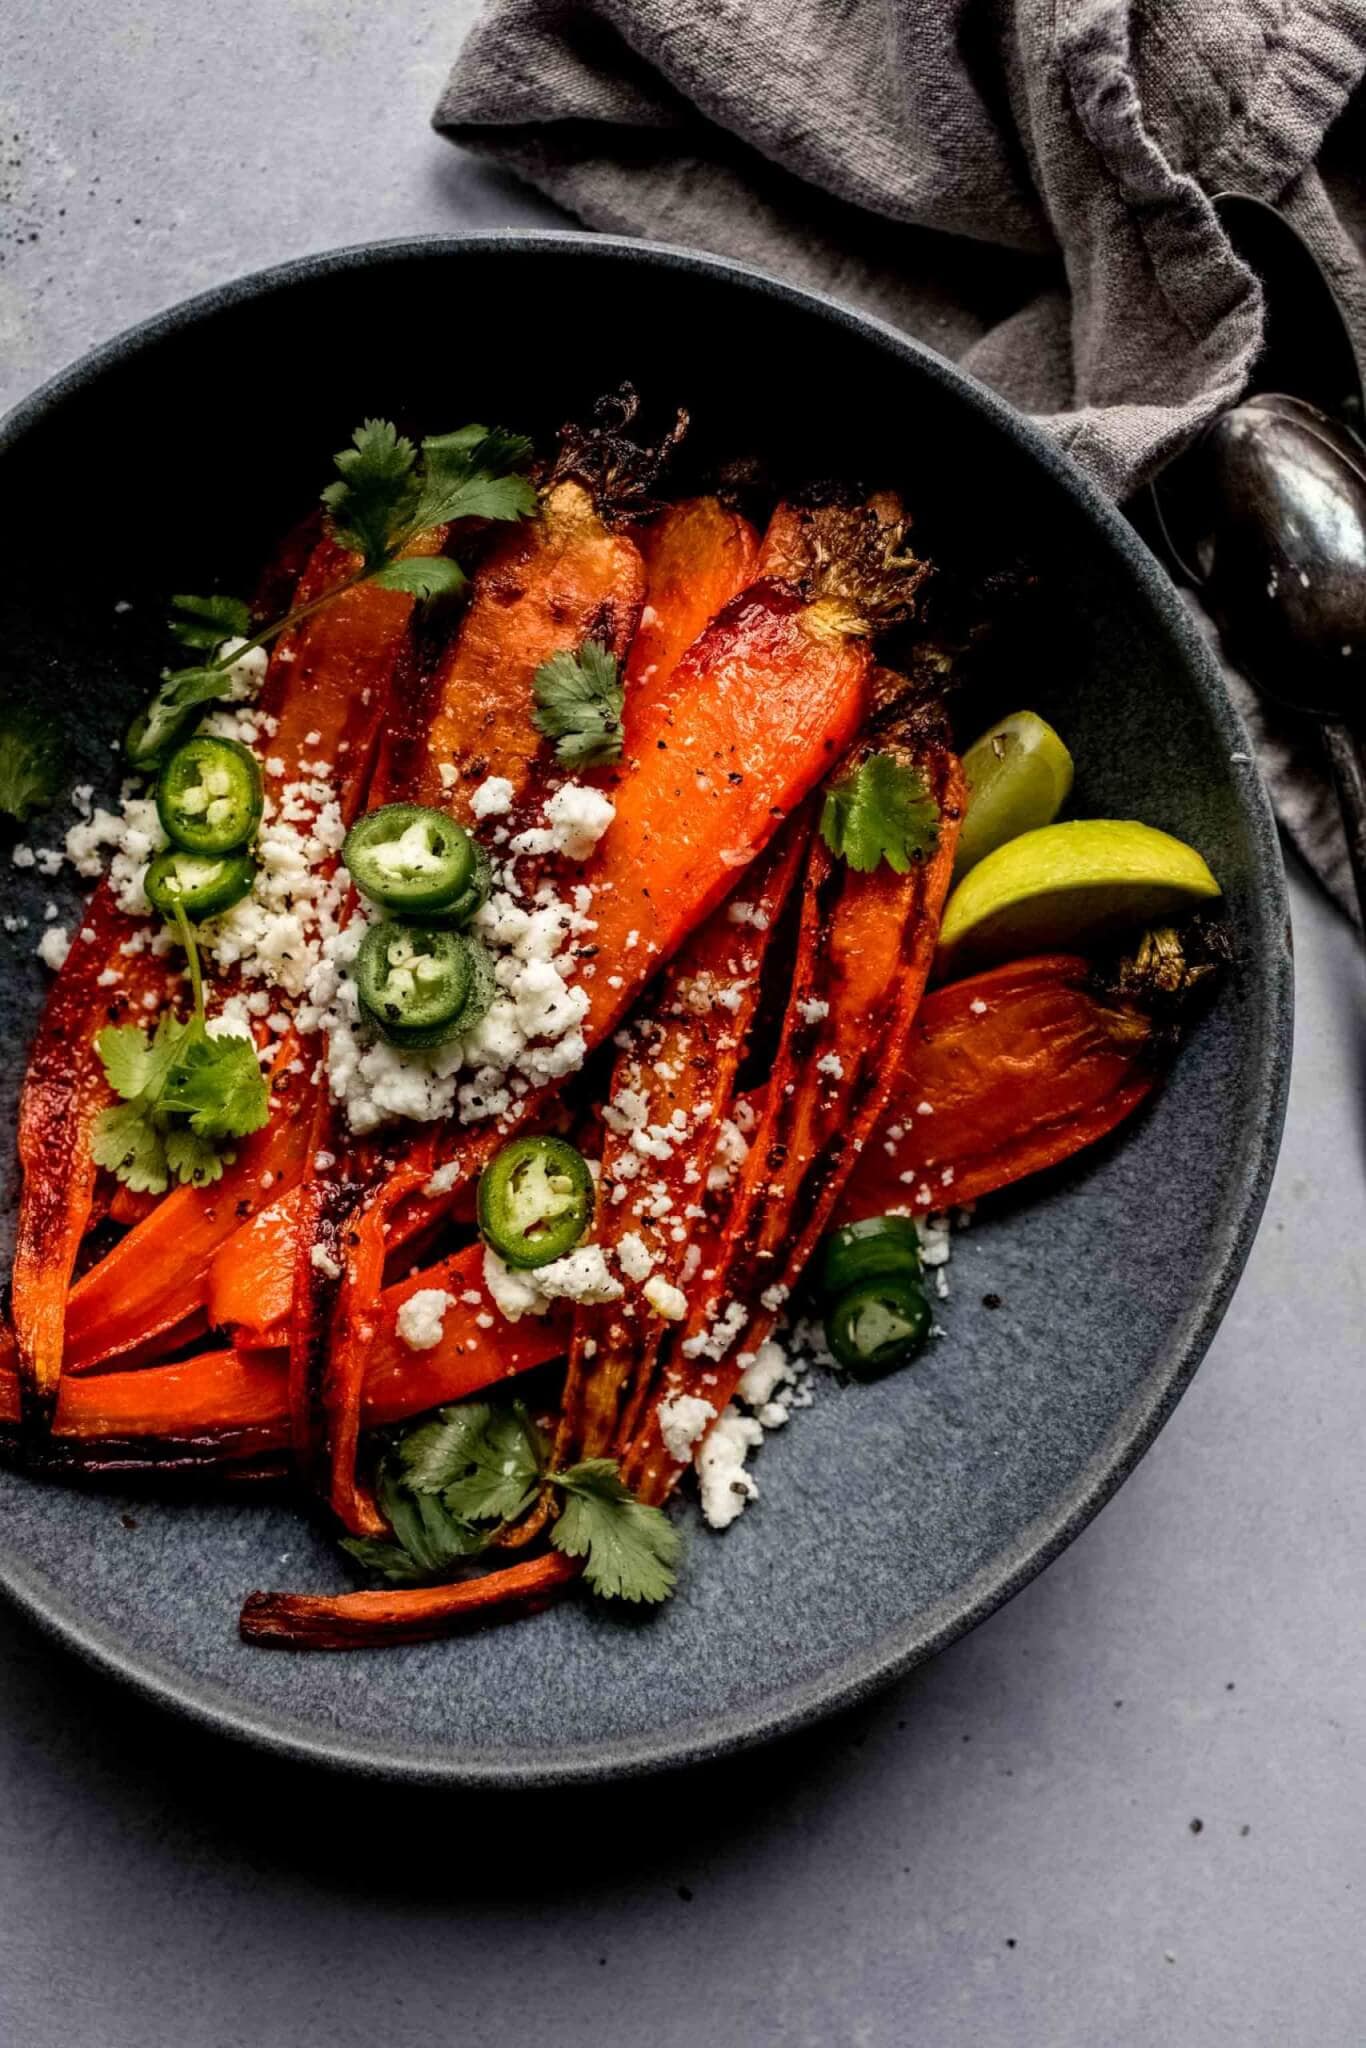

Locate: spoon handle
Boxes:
[1321,720,1366,932]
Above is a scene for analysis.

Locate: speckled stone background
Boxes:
[1,3,1364,2043]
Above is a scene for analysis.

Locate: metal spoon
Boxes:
[1148,195,1366,928]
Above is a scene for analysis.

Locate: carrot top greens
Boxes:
[127,419,538,766]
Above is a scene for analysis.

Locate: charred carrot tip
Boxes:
[238,1551,579,1651]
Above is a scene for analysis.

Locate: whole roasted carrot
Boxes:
[838,951,1172,1218]
[48,526,443,1379]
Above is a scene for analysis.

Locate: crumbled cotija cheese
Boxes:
[616,1230,655,1282]
[511,781,615,861]
[657,1393,716,1463]
[395,1287,456,1351]
[470,774,515,820]
[309,1244,343,1282]
[695,1407,765,1529]
[643,1274,688,1320]
[36,926,71,971]
[65,795,168,916]
[481,1243,623,1323]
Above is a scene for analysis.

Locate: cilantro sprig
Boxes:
[128,419,537,765]
[91,904,269,1193]
[820,751,939,874]
[343,1399,681,1605]
[531,640,624,768]
[0,703,65,824]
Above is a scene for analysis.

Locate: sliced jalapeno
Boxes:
[824,1275,931,1379]
[355,921,493,1046]
[477,1135,595,1269]
[156,735,264,855]
[441,839,493,928]
[145,847,256,922]
[343,804,479,915]
[375,934,497,1050]
[818,1215,921,1299]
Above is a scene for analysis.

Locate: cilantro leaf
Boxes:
[531,641,624,768]
[95,1019,176,1102]
[158,1029,269,1140]
[368,555,468,601]
[820,751,939,874]
[412,425,538,530]
[320,418,421,568]
[168,593,251,650]
[0,704,65,823]
[341,1462,488,1586]
[91,928,268,1195]
[343,1400,681,1603]
[162,1123,230,1188]
[398,1401,545,1524]
[550,1459,681,1604]
[89,1099,171,1195]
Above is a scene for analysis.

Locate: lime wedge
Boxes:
[954,710,1073,878]
[936,819,1221,976]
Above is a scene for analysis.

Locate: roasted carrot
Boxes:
[379,479,645,814]
[629,711,963,1502]
[623,496,760,722]
[838,955,1161,1218]
[0,1244,568,1448]
[11,887,173,1415]
[206,1184,306,1345]
[383,499,929,1263]
[256,528,448,821]
[61,1039,324,1374]
[239,1551,578,1650]
[557,818,808,1471]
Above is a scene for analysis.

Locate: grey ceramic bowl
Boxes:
[0,233,1291,1785]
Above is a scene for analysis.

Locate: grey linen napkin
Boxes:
[436,1,1366,916]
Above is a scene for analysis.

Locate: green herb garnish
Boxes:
[167,593,252,651]
[820,751,939,874]
[0,703,65,824]
[343,1399,681,1605]
[91,905,269,1192]
[531,640,624,768]
[127,419,537,766]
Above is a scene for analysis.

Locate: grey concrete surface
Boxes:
[2,4,1364,2042]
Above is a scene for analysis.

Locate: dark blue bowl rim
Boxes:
[0,229,1293,1787]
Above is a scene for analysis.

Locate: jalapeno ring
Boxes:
[145,848,257,922]
[156,736,264,856]
[818,1215,922,1299]
[476,1135,596,1269]
[343,804,480,915]
[824,1275,931,1379]
[354,921,495,1047]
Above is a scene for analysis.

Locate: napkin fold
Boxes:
[437,1,1366,915]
